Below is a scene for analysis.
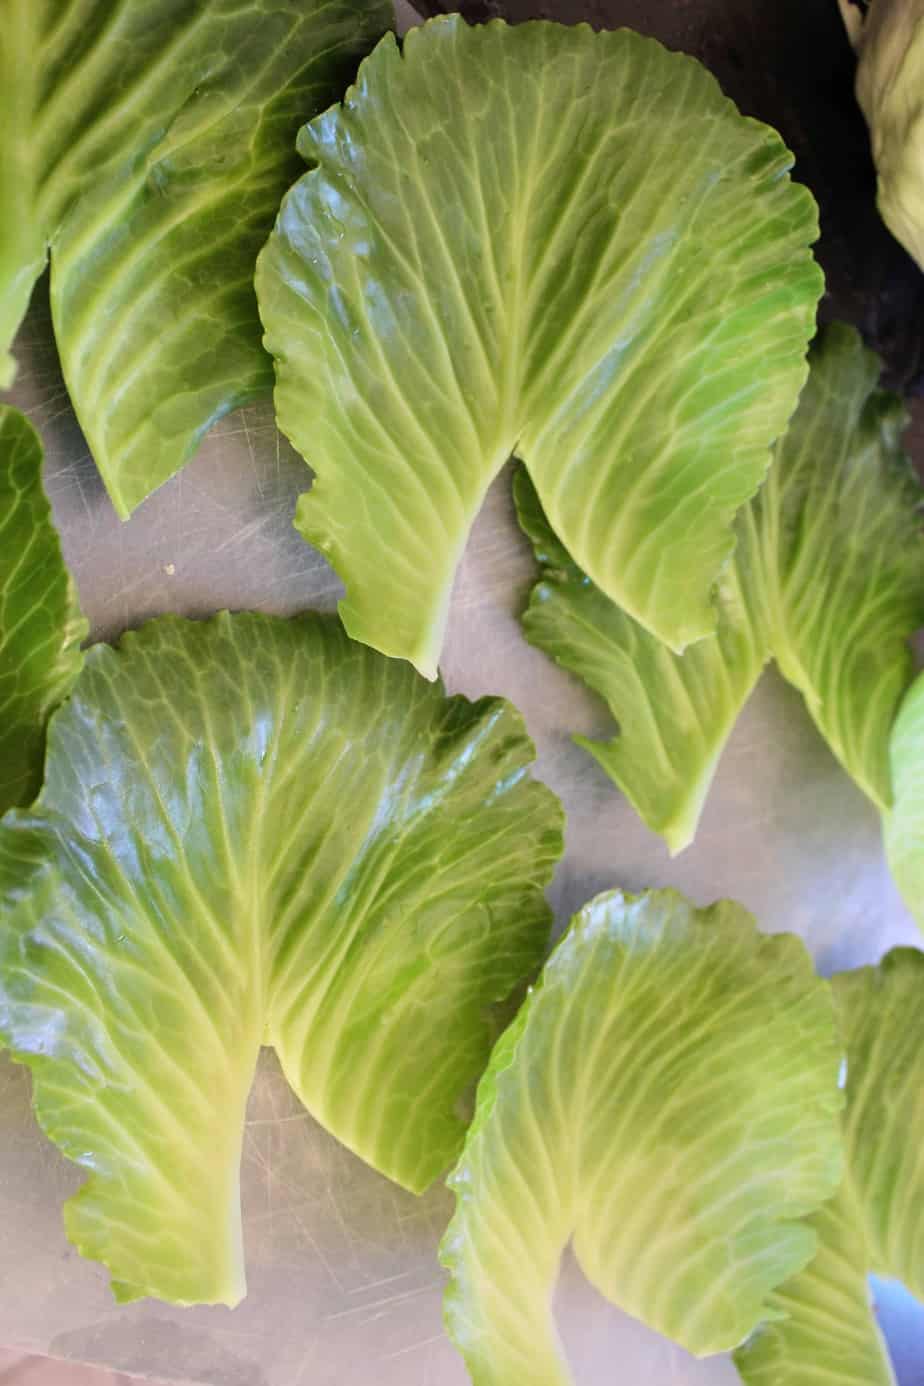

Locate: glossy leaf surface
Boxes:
[0,612,562,1305]
[0,0,391,514]
[257,16,822,676]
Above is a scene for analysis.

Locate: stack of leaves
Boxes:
[439,891,924,1386]
[518,323,924,928]
[0,9,920,1383]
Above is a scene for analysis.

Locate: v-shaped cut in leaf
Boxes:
[0,0,391,515]
[0,405,85,813]
[735,949,924,1384]
[0,612,563,1306]
[441,889,844,1384]
[518,324,924,852]
[256,16,822,678]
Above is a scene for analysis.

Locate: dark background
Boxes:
[416,0,924,460]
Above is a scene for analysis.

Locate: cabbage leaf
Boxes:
[0,405,85,812]
[256,16,822,678]
[838,0,924,271]
[0,0,390,516]
[441,888,844,1383]
[0,611,563,1306]
[519,324,924,851]
[884,671,924,928]
[735,948,924,1384]
[515,469,769,851]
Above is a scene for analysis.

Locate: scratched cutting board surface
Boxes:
[2,3,924,1383]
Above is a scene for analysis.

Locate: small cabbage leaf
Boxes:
[256,16,822,678]
[839,0,924,270]
[733,1189,896,1385]
[0,0,391,515]
[0,405,85,812]
[0,611,563,1306]
[441,888,844,1383]
[884,671,924,928]
[514,470,769,851]
[519,323,924,851]
[735,948,924,1384]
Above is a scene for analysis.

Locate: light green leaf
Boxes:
[735,948,924,1385]
[834,950,924,1298]
[763,328,923,809]
[256,16,822,678]
[519,323,924,850]
[884,671,924,928]
[514,469,769,852]
[441,888,844,1383]
[0,0,391,515]
[0,611,562,1306]
[733,1190,896,1385]
[841,0,924,272]
[0,405,85,812]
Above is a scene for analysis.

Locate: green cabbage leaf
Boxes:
[884,671,924,928]
[735,948,924,1384]
[441,888,844,1384]
[0,611,563,1306]
[519,324,924,851]
[0,405,85,812]
[839,0,924,270]
[256,16,822,678]
[0,0,390,516]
